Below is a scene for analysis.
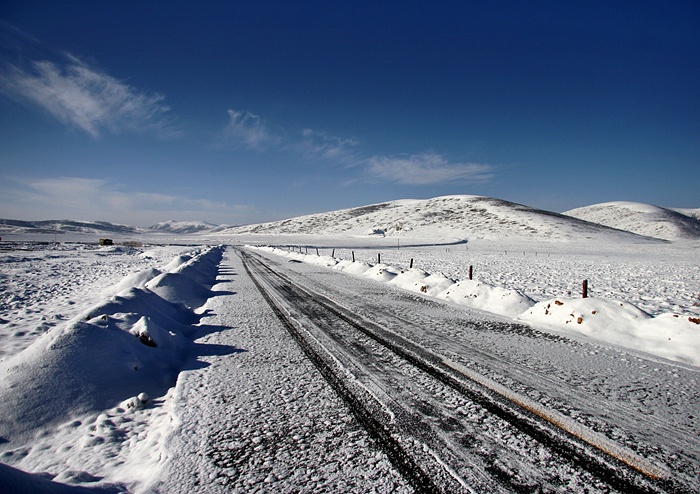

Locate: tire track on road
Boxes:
[239,248,688,494]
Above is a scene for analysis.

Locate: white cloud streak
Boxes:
[0,56,178,138]
[364,152,494,185]
[298,128,359,163]
[221,109,279,150]
[215,108,496,188]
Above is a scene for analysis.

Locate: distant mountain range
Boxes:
[0,219,227,236]
[149,220,225,234]
[2,196,698,242]
[0,219,142,236]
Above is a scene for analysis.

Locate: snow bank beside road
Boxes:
[520,297,700,366]
[438,279,536,317]
[252,247,535,317]
[0,245,224,491]
[259,246,533,317]
[251,246,700,366]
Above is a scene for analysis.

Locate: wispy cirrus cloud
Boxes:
[0,55,179,138]
[364,151,494,185]
[296,128,360,163]
[214,107,496,187]
[218,109,280,150]
[215,112,360,162]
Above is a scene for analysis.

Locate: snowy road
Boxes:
[1,243,697,493]
[233,247,699,493]
[156,247,412,493]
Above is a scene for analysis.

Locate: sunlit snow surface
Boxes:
[250,237,700,366]
[0,234,698,492]
[564,201,700,240]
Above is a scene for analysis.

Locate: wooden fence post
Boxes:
[352,251,355,262]
[410,258,414,269]
[469,265,473,280]
[582,279,588,298]
[316,247,319,256]
[377,253,381,264]
[331,249,335,257]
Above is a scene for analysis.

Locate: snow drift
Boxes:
[519,297,700,366]
[0,246,224,445]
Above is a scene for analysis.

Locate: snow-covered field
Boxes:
[0,243,188,360]
[0,233,698,492]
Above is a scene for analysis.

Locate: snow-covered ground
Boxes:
[0,239,414,493]
[0,233,698,492]
[0,242,219,492]
[249,237,700,366]
[0,243,187,360]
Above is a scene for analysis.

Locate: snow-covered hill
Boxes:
[0,219,143,236]
[219,195,657,243]
[563,202,700,241]
[673,207,700,220]
[149,220,221,234]
[4,196,696,243]
[0,219,227,236]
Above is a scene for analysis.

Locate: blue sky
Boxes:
[1,1,698,226]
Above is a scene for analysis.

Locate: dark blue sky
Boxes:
[1,1,698,225]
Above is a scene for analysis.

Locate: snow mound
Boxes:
[438,279,536,317]
[387,267,430,286]
[161,254,193,272]
[300,254,338,268]
[110,267,162,293]
[169,247,223,286]
[364,264,401,282]
[144,246,223,308]
[519,297,700,366]
[388,269,456,297]
[0,246,224,445]
[564,201,700,241]
[334,259,373,275]
[145,272,212,309]
[0,306,190,443]
[0,462,124,493]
